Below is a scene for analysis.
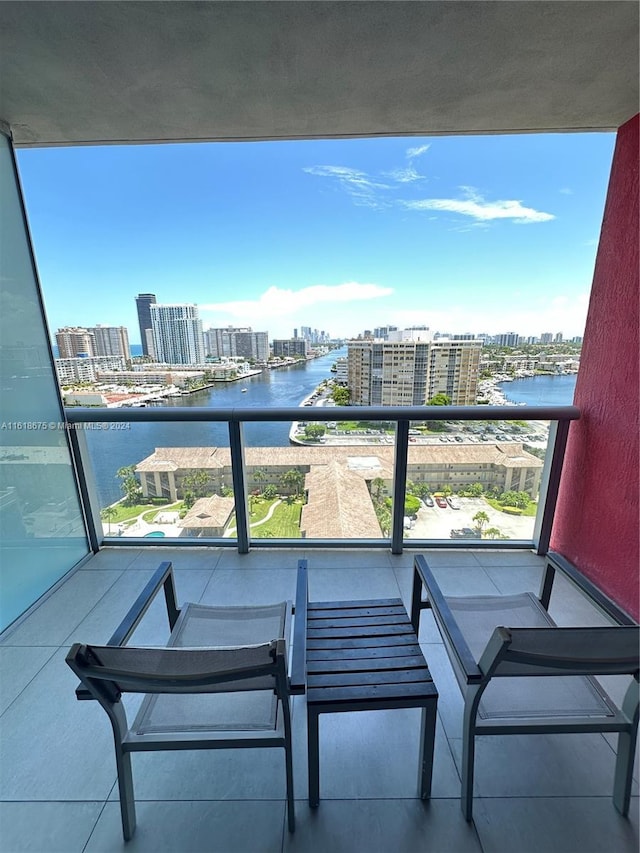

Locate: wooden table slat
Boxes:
[308,669,432,689]
[306,644,424,661]
[307,654,429,674]
[307,605,407,620]
[309,598,404,611]
[307,635,420,651]
[307,624,415,639]
[307,681,437,705]
[308,614,410,628]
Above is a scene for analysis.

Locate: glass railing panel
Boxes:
[403,417,550,544]
[245,419,391,542]
[82,420,234,542]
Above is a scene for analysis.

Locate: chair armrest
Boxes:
[413,555,482,685]
[108,561,179,646]
[290,559,308,695]
[75,561,179,700]
[542,551,636,626]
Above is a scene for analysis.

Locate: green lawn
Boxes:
[228,496,304,538]
[252,500,303,538]
[103,499,182,523]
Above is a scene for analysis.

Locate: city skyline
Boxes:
[17,132,615,342]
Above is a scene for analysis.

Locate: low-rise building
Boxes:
[55,355,126,384]
[135,443,542,507]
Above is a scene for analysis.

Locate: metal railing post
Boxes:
[391,420,410,554]
[533,417,572,555]
[228,420,249,554]
[67,426,102,553]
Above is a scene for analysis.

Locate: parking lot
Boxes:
[405,496,535,540]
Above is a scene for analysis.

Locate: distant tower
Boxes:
[135,293,156,356]
[150,304,205,364]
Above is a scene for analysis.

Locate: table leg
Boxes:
[307,708,320,807]
[418,701,437,799]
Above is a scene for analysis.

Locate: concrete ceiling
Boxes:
[0,1,637,147]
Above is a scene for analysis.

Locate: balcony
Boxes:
[1,545,637,852]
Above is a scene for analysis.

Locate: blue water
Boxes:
[498,374,577,406]
[87,348,346,504]
[144,531,165,538]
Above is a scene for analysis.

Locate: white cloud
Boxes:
[303,165,389,208]
[559,187,573,195]
[384,165,423,184]
[402,186,554,223]
[200,282,394,337]
[406,144,431,159]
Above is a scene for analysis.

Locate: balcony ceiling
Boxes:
[0,1,638,147]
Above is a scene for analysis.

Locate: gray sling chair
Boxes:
[66,561,300,840]
[411,553,640,821]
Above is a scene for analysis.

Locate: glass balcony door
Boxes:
[0,130,88,631]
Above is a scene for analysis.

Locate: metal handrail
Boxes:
[66,404,579,424]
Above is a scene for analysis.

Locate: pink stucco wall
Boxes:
[551,114,639,621]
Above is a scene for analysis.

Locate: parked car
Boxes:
[446,496,461,509]
[454,435,464,442]
[435,496,448,508]
[450,527,476,539]
[423,495,434,507]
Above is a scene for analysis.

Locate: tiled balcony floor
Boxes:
[0,547,638,853]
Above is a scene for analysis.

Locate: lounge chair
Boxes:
[411,552,639,820]
[66,561,297,839]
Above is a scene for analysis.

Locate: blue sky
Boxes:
[17,132,615,344]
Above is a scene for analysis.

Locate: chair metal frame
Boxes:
[411,553,640,820]
[66,561,297,839]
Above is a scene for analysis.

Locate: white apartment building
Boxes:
[347,335,482,406]
[54,355,126,384]
[204,326,268,361]
[88,325,130,359]
[150,304,205,365]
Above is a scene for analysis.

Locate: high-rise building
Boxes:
[347,336,482,406]
[540,332,553,344]
[55,327,95,358]
[88,325,130,359]
[150,304,205,364]
[554,332,564,342]
[272,338,308,358]
[135,293,156,356]
[204,326,268,361]
[494,332,519,347]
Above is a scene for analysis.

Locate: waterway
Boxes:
[87,355,576,505]
[497,373,577,406]
[87,348,346,504]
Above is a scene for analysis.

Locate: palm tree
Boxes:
[484,527,504,539]
[279,468,305,498]
[472,510,490,536]
[101,505,117,535]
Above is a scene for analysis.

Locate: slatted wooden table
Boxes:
[305,596,438,807]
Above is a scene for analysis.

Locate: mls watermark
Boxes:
[0,422,131,431]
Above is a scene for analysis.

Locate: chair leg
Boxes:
[461,691,482,821]
[114,746,136,841]
[613,727,638,816]
[282,699,295,832]
[418,701,437,799]
[307,708,320,808]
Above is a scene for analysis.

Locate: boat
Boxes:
[241,388,248,393]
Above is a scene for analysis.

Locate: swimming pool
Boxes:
[144,531,166,538]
